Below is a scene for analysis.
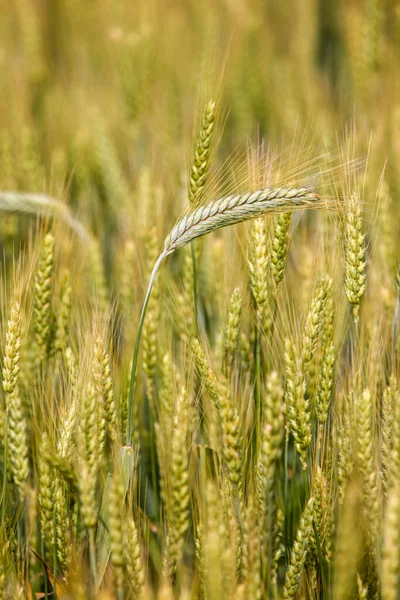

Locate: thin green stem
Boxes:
[126,253,165,446]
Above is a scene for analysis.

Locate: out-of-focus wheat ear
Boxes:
[381,483,400,600]
[191,337,220,409]
[54,270,72,354]
[364,0,383,71]
[381,377,397,496]
[271,508,285,587]
[343,192,367,324]
[119,238,136,319]
[91,109,129,212]
[38,436,55,554]
[223,288,242,379]
[164,386,190,580]
[356,389,380,542]
[248,217,272,333]
[241,495,261,600]
[394,263,400,356]
[357,574,368,599]
[283,497,314,599]
[284,339,310,469]
[302,274,332,373]
[125,516,145,599]
[109,469,126,596]
[270,211,292,288]
[159,352,173,436]
[0,547,6,598]
[203,482,224,600]
[142,228,160,399]
[256,371,284,570]
[336,403,354,504]
[33,233,55,365]
[87,238,108,313]
[188,100,216,205]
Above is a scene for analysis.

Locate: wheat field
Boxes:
[0,1,399,598]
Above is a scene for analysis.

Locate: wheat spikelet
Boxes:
[343,192,366,322]
[270,211,292,286]
[125,516,145,598]
[356,388,380,541]
[189,100,216,205]
[381,377,397,495]
[283,497,314,598]
[302,274,333,372]
[248,217,272,332]
[381,483,400,600]
[54,270,72,353]
[163,187,317,256]
[33,233,55,363]
[284,339,310,468]
[223,288,242,378]
[109,470,126,594]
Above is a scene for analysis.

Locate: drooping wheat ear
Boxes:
[381,377,397,495]
[315,342,335,424]
[343,192,367,323]
[284,339,310,468]
[302,274,333,373]
[356,388,380,540]
[164,386,190,579]
[381,483,400,600]
[125,516,145,597]
[38,436,55,552]
[270,211,292,286]
[3,301,29,495]
[283,497,314,599]
[248,217,272,332]
[0,192,89,241]
[188,100,216,205]
[241,496,261,600]
[33,233,55,364]
[164,187,317,256]
[54,270,72,353]
[142,228,160,397]
[223,288,242,378]
[109,470,126,594]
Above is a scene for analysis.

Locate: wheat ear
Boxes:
[127,186,320,445]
